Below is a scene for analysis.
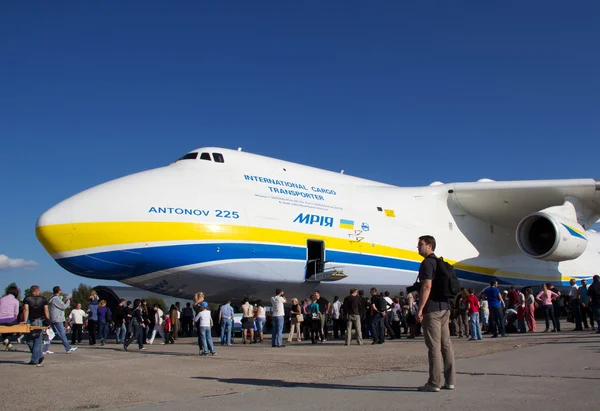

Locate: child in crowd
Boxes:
[164,314,175,344]
[194,302,216,355]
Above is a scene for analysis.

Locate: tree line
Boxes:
[3,282,168,312]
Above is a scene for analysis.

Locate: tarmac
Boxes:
[1,320,598,411]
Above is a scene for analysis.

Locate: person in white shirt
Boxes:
[148,304,165,345]
[382,291,397,339]
[270,289,287,348]
[69,303,87,345]
[330,296,344,339]
[194,302,216,355]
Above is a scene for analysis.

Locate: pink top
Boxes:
[0,294,19,323]
[536,290,558,306]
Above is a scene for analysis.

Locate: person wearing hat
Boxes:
[194,302,216,356]
[48,286,77,354]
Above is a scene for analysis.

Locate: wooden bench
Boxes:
[0,323,47,334]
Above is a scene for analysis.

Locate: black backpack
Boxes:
[428,255,461,300]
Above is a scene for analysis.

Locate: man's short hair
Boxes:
[350,288,357,294]
[120,299,126,303]
[30,285,40,293]
[52,286,61,294]
[384,291,390,297]
[418,235,436,251]
[370,287,377,293]
[126,300,132,306]
[594,275,600,282]
[489,279,498,286]
[468,288,475,294]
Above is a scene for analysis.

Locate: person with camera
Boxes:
[415,235,455,392]
[271,288,287,347]
[49,286,77,353]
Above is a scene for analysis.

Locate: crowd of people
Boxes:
[1,240,599,373]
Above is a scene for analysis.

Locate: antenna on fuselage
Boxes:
[237,147,243,151]
[340,170,344,174]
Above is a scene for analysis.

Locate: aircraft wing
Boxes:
[447,178,600,229]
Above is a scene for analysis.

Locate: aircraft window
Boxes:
[213,153,225,163]
[377,207,383,211]
[199,152,212,161]
[177,152,198,161]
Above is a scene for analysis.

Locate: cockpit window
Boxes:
[177,152,198,161]
[200,152,211,161]
[213,153,224,163]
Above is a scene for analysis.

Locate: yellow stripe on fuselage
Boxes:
[36,221,421,261]
[35,221,556,282]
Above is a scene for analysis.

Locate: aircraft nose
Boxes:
[36,198,74,257]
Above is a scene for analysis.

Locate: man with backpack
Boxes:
[416,235,456,392]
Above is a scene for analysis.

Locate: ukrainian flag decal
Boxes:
[339,219,354,230]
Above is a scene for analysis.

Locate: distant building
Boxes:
[93,285,192,310]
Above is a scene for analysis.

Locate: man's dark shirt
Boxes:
[124,306,133,322]
[113,305,125,325]
[360,297,368,316]
[182,306,194,318]
[343,295,361,316]
[588,281,600,307]
[418,253,450,314]
[23,295,48,321]
[317,297,329,314]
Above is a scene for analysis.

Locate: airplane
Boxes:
[36,147,600,301]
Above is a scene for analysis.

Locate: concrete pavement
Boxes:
[112,332,600,411]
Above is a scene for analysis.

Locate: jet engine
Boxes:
[516,212,587,262]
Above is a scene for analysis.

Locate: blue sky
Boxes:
[1,1,598,294]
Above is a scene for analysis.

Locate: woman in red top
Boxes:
[465,288,482,341]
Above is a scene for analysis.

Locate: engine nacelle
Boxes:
[516,212,587,262]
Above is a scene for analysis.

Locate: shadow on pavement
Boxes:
[191,376,418,392]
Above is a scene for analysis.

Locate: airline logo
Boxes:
[293,213,334,227]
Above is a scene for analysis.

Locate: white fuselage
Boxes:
[36,148,600,301]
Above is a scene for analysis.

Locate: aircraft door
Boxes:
[305,239,325,280]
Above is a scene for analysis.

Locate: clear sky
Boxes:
[1,1,598,294]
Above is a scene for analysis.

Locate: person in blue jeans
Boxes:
[48,286,77,353]
[271,289,287,347]
[97,300,113,346]
[482,280,505,337]
[219,299,234,346]
[465,288,482,340]
[195,302,216,355]
[22,286,50,366]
